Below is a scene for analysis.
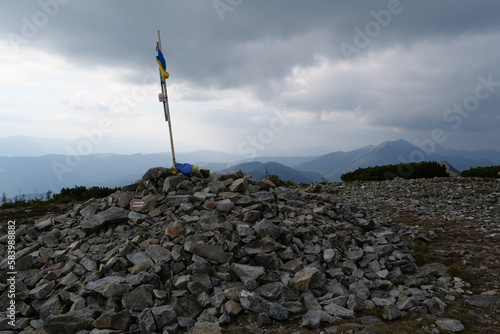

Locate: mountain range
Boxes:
[1,138,499,198]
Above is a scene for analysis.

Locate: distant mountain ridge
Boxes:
[294,145,374,176]
[292,139,498,181]
[0,135,204,157]
[219,161,323,184]
[1,139,499,198]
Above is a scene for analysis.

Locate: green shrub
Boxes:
[266,173,295,187]
[51,186,119,204]
[461,165,500,178]
[0,185,120,209]
[341,161,449,182]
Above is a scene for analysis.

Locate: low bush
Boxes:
[461,165,500,178]
[341,161,449,182]
[1,185,119,209]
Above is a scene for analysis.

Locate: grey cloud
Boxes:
[1,1,500,150]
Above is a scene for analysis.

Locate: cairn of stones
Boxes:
[1,167,482,333]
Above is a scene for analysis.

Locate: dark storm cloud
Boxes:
[2,1,500,150]
[4,1,500,83]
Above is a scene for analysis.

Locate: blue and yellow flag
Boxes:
[156,47,169,83]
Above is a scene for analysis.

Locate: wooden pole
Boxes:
[157,30,177,168]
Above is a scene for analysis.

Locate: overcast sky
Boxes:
[1,0,500,158]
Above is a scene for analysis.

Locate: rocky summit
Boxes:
[0,168,499,334]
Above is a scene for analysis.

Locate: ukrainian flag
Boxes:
[156,47,169,83]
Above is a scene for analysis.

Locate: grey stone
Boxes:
[242,210,261,222]
[423,297,447,315]
[240,294,289,320]
[224,287,240,301]
[187,274,213,295]
[252,191,275,202]
[346,248,364,261]
[178,316,195,328]
[163,174,185,193]
[223,169,245,180]
[81,207,130,233]
[322,295,348,308]
[166,195,191,207]
[86,276,130,297]
[166,220,185,239]
[35,217,53,231]
[111,191,133,208]
[396,296,420,310]
[43,309,97,334]
[282,259,304,274]
[257,179,276,190]
[229,178,248,192]
[145,244,171,263]
[42,234,59,248]
[39,295,60,319]
[174,274,191,289]
[465,294,500,307]
[69,297,86,312]
[236,223,254,236]
[92,309,132,330]
[289,266,322,291]
[435,318,465,332]
[324,303,354,319]
[301,309,322,329]
[15,255,33,271]
[208,180,226,194]
[241,276,258,291]
[257,312,272,326]
[349,281,370,301]
[185,241,228,263]
[244,236,285,254]
[303,291,321,310]
[254,282,284,300]
[138,308,156,333]
[79,202,99,217]
[151,305,177,328]
[210,288,226,308]
[198,292,213,308]
[372,297,395,308]
[171,294,204,318]
[142,167,171,181]
[323,248,335,264]
[126,250,154,266]
[126,271,158,286]
[267,302,290,320]
[30,319,44,329]
[225,300,243,316]
[216,199,234,213]
[202,197,218,213]
[121,285,154,311]
[347,293,365,311]
[383,305,403,321]
[254,252,280,270]
[328,283,349,298]
[30,281,55,299]
[130,194,160,212]
[231,263,265,281]
[253,219,282,239]
[80,257,97,271]
[128,210,148,223]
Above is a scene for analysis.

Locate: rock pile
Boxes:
[1,168,491,333]
[319,177,500,237]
